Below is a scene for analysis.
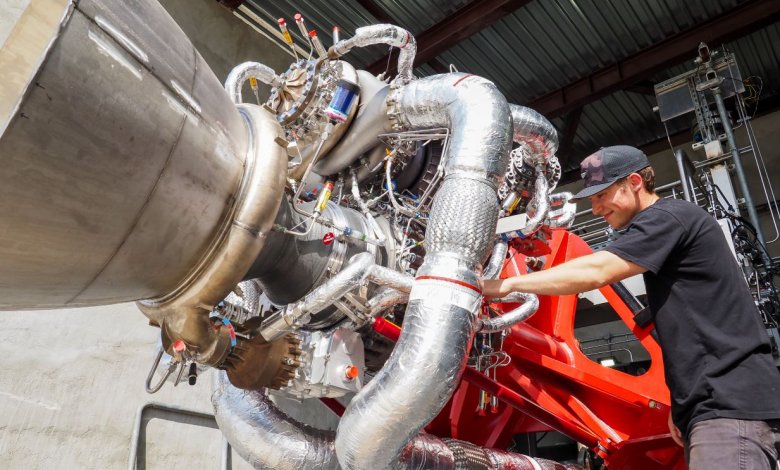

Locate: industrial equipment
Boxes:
[654,42,780,356]
[1,1,693,468]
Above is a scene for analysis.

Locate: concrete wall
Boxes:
[0,304,247,469]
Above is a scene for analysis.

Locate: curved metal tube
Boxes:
[212,371,340,470]
[483,240,509,280]
[335,73,512,469]
[214,371,566,470]
[508,104,558,165]
[329,25,416,84]
[479,292,540,334]
[225,62,284,104]
[260,252,413,341]
[547,192,577,229]
[519,170,551,237]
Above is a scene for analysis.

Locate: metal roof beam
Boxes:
[367,0,533,74]
[557,91,780,185]
[357,0,396,24]
[529,0,780,118]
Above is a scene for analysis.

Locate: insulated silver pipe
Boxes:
[260,252,413,341]
[335,73,512,469]
[547,192,577,229]
[483,240,509,280]
[519,170,551,237]
[508,104,559,165]
[479,292,539,334]
[212,372,340,470]
[213,372,571,470]
[224,62,284,105]
[329,25,417,84]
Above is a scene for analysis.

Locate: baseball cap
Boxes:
[572,145,651,201]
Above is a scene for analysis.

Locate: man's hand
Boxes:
[480,278,515,299]
[668,412,684,447]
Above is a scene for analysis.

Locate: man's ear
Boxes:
[627,173,643,192]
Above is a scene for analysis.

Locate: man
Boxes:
[482,145,780,469]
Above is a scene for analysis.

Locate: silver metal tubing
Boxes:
[483,240,509,280]
[260,252,413,341]
[508,104,559,165]
[547,192,577,229]
[224,62,284,105]
[212,372,339,470]
[350,171,387,246]
[335,73,512,469]
[520,170,551,237]
[479,292,540,334]
[329,25,417,84]
[367,288,409,317]
[213,372,567,470]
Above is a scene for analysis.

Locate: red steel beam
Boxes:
[367,0,533,75]
[529,0,780,118]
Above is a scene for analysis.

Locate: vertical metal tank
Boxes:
[0,0,282,312]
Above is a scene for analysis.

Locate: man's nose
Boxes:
[591,200,603,216]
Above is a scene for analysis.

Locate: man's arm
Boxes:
[481,250,646,298]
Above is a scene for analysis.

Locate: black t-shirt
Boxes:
[605,198,780,433]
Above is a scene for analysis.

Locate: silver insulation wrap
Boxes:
[520,170,551,237]
[335,73,512,469]
[389,74,513,184]
[508,104,559,165]
[547,192,577,229]
[483,241,509,280]
[260,252,413,341]
[225,62,284,104]
[479,292,540,334]
[330,25,416,84]
[215,368,568,470]
[367,288,409,317]
[212,371,339,470]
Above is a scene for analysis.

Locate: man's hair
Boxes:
[638,166,656,193]
[617,166,656,194]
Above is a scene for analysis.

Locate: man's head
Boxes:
[573,145,657,229]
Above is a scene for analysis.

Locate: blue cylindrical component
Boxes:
[325,79,360,122]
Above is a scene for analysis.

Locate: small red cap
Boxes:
[344,365,360,380]
[173,339,186,353]
[294,13,303,21]
[333,26,340,32]
[308,30,317,37]
[277,18,286,25]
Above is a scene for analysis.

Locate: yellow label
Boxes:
[249,77,258,88]
[283,31,293,45]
